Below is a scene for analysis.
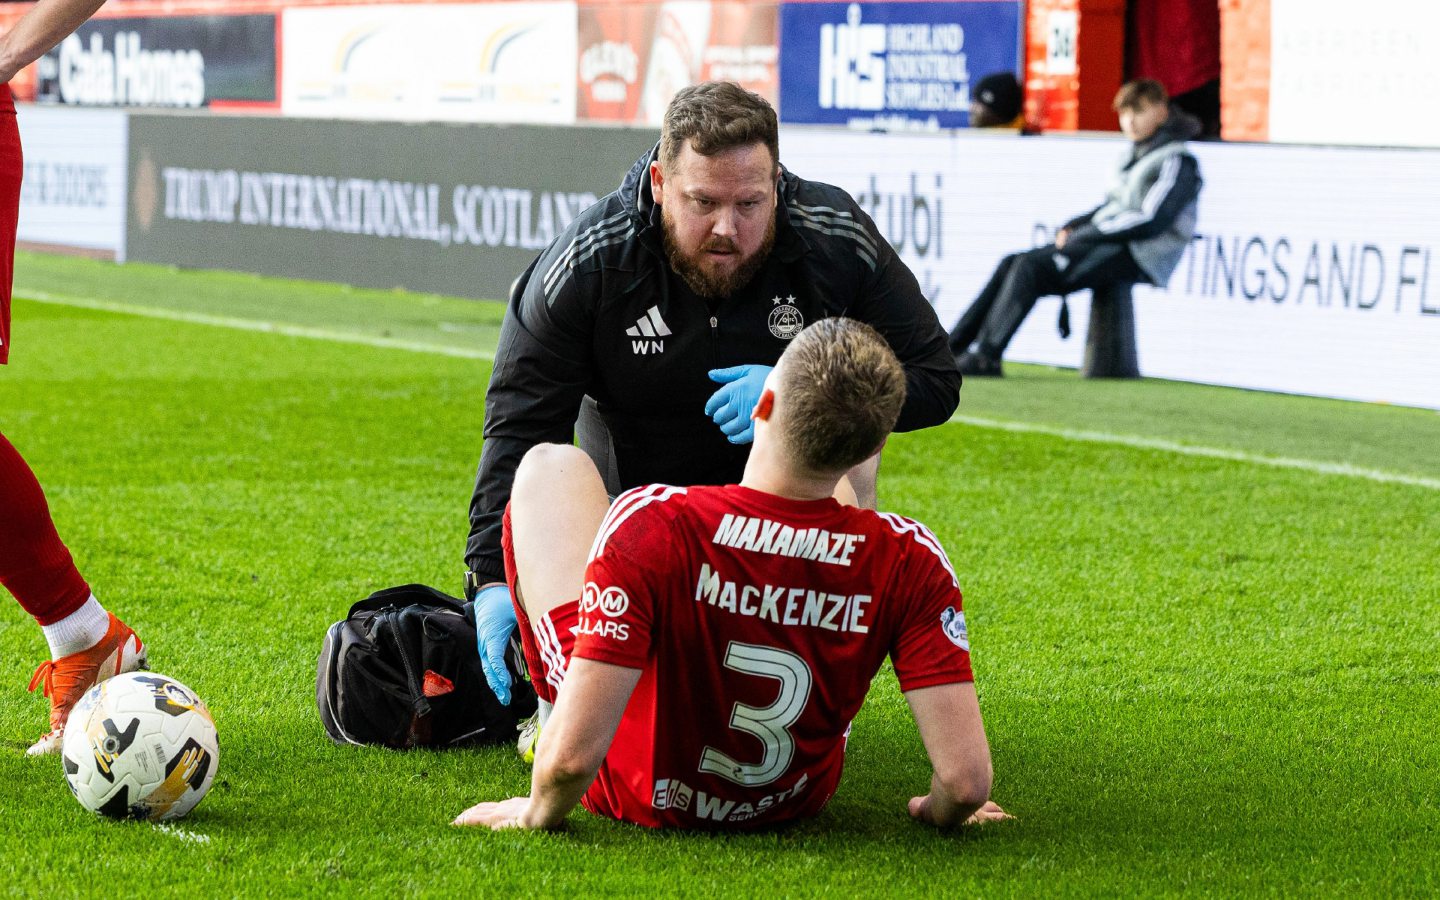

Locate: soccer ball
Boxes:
[61,672,219,821]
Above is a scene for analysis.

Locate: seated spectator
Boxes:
[970,72,1024,128]
[950,79,1203,376]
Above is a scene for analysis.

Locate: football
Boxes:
[61,672,219,821]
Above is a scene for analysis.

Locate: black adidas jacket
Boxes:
[464,145,960,582]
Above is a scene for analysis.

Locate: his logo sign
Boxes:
[819,4,886,111]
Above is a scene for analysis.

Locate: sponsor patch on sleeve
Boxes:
[940,606,969,651]
[577,581,631,641]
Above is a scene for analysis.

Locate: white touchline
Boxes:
[951,415,1440,491]
[18,289,1437,492]
[16,288,496,362]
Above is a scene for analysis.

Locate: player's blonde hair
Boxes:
[775,318,906,473]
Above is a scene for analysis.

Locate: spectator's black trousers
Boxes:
[948,243,1146,358]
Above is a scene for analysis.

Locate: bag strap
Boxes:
[348,583,467,618]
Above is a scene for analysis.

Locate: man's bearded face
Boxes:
[653,141,778,299]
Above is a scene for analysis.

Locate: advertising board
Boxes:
[578,1,778,125]
[125,114,659,300]
[34,15,277,110]
[282,3,576,124]
[16,105,129,259]
[1269,0,1440,148]
[782,127,1440,409]
[778,1,1023,130]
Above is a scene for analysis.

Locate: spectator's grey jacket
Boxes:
[1064,110,1203,286]
[464,145,960,583]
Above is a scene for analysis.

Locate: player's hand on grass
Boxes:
[473,584,518,706]
[908,795,1013,828]
[705,365,773,445]
[453,796,532,830]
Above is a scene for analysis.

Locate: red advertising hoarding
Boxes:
[578,1,777,125]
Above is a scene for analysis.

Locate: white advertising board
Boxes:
[281,3,577,124]
[15,105,129,259]
[781,128,1440,410]
[1269,0,1440,149]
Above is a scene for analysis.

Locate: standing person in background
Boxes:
[949,79,1203,377]
[465,82,960,713]
[0,0,148,756]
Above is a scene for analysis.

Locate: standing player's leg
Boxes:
[0,90,145,756]
[499,443,612,756]
[0,433,147,755]
[0,84,17,365]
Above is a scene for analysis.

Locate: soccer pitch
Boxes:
[1,251,1437,896]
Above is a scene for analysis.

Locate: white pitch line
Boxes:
[16,288,496,361]
[155,824,212,844]
[18,287,1437,492]
[951,414,1440,491]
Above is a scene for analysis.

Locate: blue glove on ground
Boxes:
[704,365,773,445]
[473,584,518,706]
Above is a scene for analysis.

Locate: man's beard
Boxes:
[662,209,776,299]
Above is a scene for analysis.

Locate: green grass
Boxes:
[2,251,1437,896]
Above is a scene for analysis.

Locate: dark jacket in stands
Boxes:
[1063,110,1204,286]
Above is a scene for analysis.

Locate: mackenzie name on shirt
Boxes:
[712,514,866,566]
[694,562,871,634]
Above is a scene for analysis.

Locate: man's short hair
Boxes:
[775,318,906,473]
[1113,79,1168,112]
[660,81,780,173]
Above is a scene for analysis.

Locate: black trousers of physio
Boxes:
[948,243,1146,358]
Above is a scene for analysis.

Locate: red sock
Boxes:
[0,431,91,625]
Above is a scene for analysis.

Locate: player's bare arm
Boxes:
[904,681,1010,828]
[0,0,109,83]
[454,657,641,830]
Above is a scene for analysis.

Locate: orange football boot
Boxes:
[26,612,147,756]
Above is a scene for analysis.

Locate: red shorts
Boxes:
[0,83,20,365]
[500,502,577,706]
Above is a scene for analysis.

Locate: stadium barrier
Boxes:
[783,128,1440,410]
[124,113,658,300]
[14,105,1438,410]
[16,105,128,260]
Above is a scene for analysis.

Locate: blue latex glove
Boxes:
[704,365,773,445]
[473,584,518,706]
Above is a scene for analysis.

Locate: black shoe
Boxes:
[955,351,1003,377]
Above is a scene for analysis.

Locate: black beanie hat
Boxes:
[974,71,1023,121]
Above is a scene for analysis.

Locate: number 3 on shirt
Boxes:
[698,642,813,787]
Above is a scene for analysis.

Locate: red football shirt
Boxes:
[573,483,973,829]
